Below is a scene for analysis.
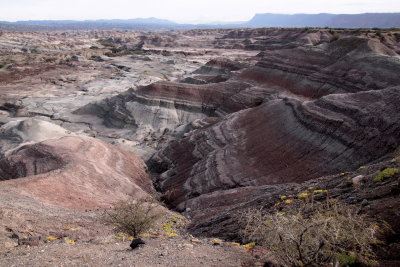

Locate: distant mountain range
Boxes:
[1,13,400,31]
[247,13,400,28]
[1,18,176,26]
[0,18,178,31]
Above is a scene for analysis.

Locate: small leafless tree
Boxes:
[237,199,387,266]
[104,196,163,238]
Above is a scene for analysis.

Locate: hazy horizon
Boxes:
[1,0,400,24]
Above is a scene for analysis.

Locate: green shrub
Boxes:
[373,168,399,182]
[103,197,163,238]
[237,199,385,266]
[337,252,357,266]
[0,63,5,68]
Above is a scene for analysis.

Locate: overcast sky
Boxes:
[0,0,399,23]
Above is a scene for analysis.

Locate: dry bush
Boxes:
[330,33,341,42]
[104,196,163,238]
[237,199,387,266]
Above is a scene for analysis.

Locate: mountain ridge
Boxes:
[247,13,400,28]
[1,13,400,31]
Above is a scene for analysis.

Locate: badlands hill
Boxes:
[0,27,400,265]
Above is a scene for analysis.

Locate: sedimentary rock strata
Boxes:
[75,80,253,140]
[150,87,400,208]
[1,28,400,262]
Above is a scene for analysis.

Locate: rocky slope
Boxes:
[186,156,400,265]
[150,87,400,207]
[143,30,400,262]
[149,33,400,208]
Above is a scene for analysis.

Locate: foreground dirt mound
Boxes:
[0,136,153,210]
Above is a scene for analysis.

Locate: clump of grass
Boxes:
[297,192,311,199]
[373,168,399,182]
[0,63,5,68]
[284,199,292,204]
[337,252,357,266]
[313,189,328,194]
[46,236,57,242]
[65,239,76,245]
[161,214,187,236]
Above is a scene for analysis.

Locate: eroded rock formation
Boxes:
[0,136,153,209]
[1,28,400,262]
[144,34,400,224]
[150,87,400,209]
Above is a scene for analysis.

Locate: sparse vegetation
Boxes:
[237,199,386,266]
[162,215,185,234]
[297,192,311,199]
[313,189,328,194]
[65,239,76,245]
[330,32,341,42]
[104,48,132,57]
[89,55,103,62]
[373,168,399,182]
[46,236,57,242]
[0,63,5,68]
[97,38,115,47]
[337,252,357,266]
[103,197,163,238]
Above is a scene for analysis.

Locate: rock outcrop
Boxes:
[0,118,75,157]
[150,87,400,209]
[74,80,253,140]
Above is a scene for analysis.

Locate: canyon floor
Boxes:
[1,28,400,266]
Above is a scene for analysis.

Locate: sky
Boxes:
[0,0,399,23]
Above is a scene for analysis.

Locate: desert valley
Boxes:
[1,24,400,266]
